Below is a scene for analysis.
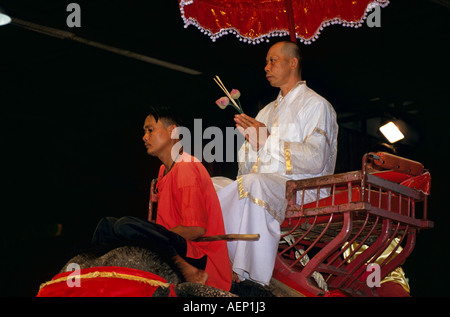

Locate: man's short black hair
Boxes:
[147,105,183,127]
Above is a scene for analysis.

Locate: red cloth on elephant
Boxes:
[36,266,176,297]
[155,153,232,291]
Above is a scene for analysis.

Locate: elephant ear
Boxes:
[175,282,237,297]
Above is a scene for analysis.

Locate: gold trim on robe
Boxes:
[304,127,331,147]
[284,141,293,175]
[251,157,260,173]
[237,175,283,223]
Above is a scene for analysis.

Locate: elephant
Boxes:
[38,242,278,297]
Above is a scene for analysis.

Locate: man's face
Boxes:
[264,43,292,88]
[142,115,174,157]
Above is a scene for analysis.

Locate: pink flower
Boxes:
[215,96,230,109]
[230,89,241,99]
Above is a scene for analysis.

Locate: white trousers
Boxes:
[214,176,281,286]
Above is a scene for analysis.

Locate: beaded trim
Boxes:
[179,0,389,45]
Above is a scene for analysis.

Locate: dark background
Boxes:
[0,0,448,296]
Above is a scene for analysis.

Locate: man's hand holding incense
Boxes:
[234,113,270,151]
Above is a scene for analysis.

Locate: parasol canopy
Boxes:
[179,0,389,44]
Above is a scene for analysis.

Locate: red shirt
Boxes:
[155,153,232,291]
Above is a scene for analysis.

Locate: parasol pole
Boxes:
[284,0,297,43]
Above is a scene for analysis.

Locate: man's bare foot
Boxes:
[184,268,209,284]
[173,255,209,284]
[232,272,241,283]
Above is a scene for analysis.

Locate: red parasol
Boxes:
[179,0,389,44]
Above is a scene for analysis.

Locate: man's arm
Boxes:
[237,101,337,175]
[277,101,337,175]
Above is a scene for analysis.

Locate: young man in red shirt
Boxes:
[92,107,232,291]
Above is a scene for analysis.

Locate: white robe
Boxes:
[214,82,339,285]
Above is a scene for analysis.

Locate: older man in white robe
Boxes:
[214,41,338,286]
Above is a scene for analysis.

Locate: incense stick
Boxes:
[214,75,242,112]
